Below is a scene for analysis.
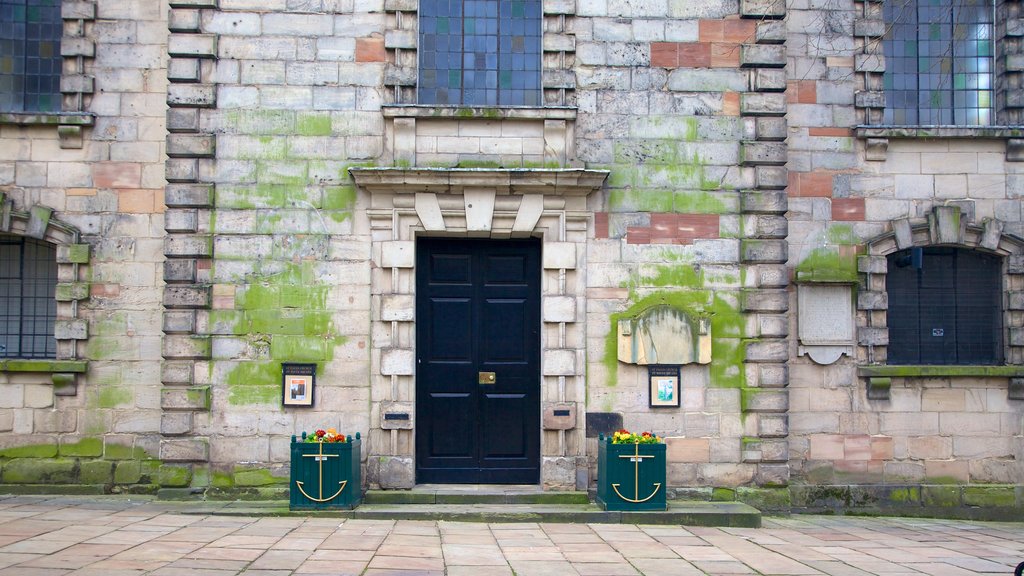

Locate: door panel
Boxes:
[416,238,541,484]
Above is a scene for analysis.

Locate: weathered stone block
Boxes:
[741,94,787,116]
[163,285,211,309]
[755,463,789,487]
[858,327,889,346]
[60,75,94,94]
[741,239,787,263]
[384,29,416,49]
[380,241,414,268]
[52,373,77,396]
[857,291,887,310]
[749,214,788,238]
[855,53,885,72]
[543,296,576,323]
[165,158,198,183]
[543,349,576,376]
[740,0,785,18]
[79,460,114,485]
[742,141,787,165]
[162,361,194,385]
[161,412,193,435]
[164,209,199,233]
[3,459,76,484]
[161,386,211,410]
[167,85,217,108]
[375,456,414,489]
[755,166,788,189]
[928,205,962,245]
[742,289,788,312]
[167,58,201,83]
[755,117,787,141]
[168,34,217,58]
[54,320,88,340]
[855,19,886,37]
[26,205,52,239]
[380,294,414,321]
[61,37,94,57]
[757,414,788,437]
[162,335,212,360]
[55,282,89,301]
[161,439,209,462]
[1010,378,1024,401]
[756,21,786,43]
[163,311,197,334]
[543,242,577,269]
[62,1,95,19]
[164,236,213,258]
[167,108,200,133]
[855,91,885,108]
[164,259,197,283]
[745,389,788,412]
[168,9,200,32]
[381,348,414,375]
[746,341,788,362]
[741,45,786,67]
[167,134,215,158]
[165,184,214,207]
[157,463,193,486]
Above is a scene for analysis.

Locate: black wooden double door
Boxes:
[415,238,541,484]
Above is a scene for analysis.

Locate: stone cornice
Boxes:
[349,168,608,196]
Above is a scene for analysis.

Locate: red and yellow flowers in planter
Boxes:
[611,428,662,444]
[303,428,347,443]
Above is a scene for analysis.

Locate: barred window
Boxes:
[0,236,57,359]
[0,0,62,113]
[887,247,1003,365]
[882,0,995,125]
[418,0,542,106]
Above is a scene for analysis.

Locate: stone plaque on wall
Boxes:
[617,305,711,365]
[797,284,854,365]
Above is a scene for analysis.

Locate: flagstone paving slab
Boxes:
[0,496,1014,575]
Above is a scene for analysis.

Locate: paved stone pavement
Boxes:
[0,496,1019,575]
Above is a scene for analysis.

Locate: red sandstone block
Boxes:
[710,43,740,68]
[797,80,817,104]
[93,162,141,189]
[90,284,121,298]
[118,189,161,214]
[650,42,679,67]
[698,20,724,42]
[355,37,386,62]
[594,212,609,239]
[798,172,834,197]
[676,214,720,239]
[787,171,801,196]
[678,43,711,68]
[871,436,894,460]
[626,227,651,244]
[832,198,865,221]
[722,91,740,116]
[844,435,872,461]
[723,19,757,43]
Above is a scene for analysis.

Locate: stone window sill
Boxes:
[855,126,1024,139]
[857,365,1024,378]
[858,365,1024,400]
[0,112,94,148]
[0,359,87,373]
[0,112,94,126]
[381,105,577,121]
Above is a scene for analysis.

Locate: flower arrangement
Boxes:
[611,429,662,444]
[302,428,347,443]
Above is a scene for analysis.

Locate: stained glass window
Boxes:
[419,0,542,106]
[0,0,62,113]
[882,0,994,125]
[0,236,57,359]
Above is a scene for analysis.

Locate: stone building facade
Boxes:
[0,0,1020,513]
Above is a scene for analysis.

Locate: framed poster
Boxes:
[648,365,680,408]
[282,363,316,407]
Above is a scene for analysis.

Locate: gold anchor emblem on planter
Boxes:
[295,442,347,503]
[611,442,662,503]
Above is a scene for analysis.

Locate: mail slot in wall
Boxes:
[381,401,414,430]
[542,402,576,430]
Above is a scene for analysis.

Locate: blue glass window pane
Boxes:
[0,0,61,112]
[419,0,542,106]
[882,0,993,126]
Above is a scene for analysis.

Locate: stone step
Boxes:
[363,487,590,505]
[191,500,762,527]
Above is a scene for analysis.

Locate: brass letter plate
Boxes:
[478,371,496,384]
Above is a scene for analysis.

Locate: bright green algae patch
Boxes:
[223,261,348,405]
[602,263,747,392]
[795,224,860,283]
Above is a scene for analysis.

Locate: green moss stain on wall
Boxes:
[223,262,347,405]
[296,113,333,136]
[602,263,747,392]
[795,224,861,283]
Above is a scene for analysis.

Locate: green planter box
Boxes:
[596,437,667,511]
[289,433,361,510]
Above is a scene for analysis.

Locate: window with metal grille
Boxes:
[418,0,542,106]
[887,247,1002,364]
[0,236,57,359]
[882,0,995,125]
[0,0,62,113]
